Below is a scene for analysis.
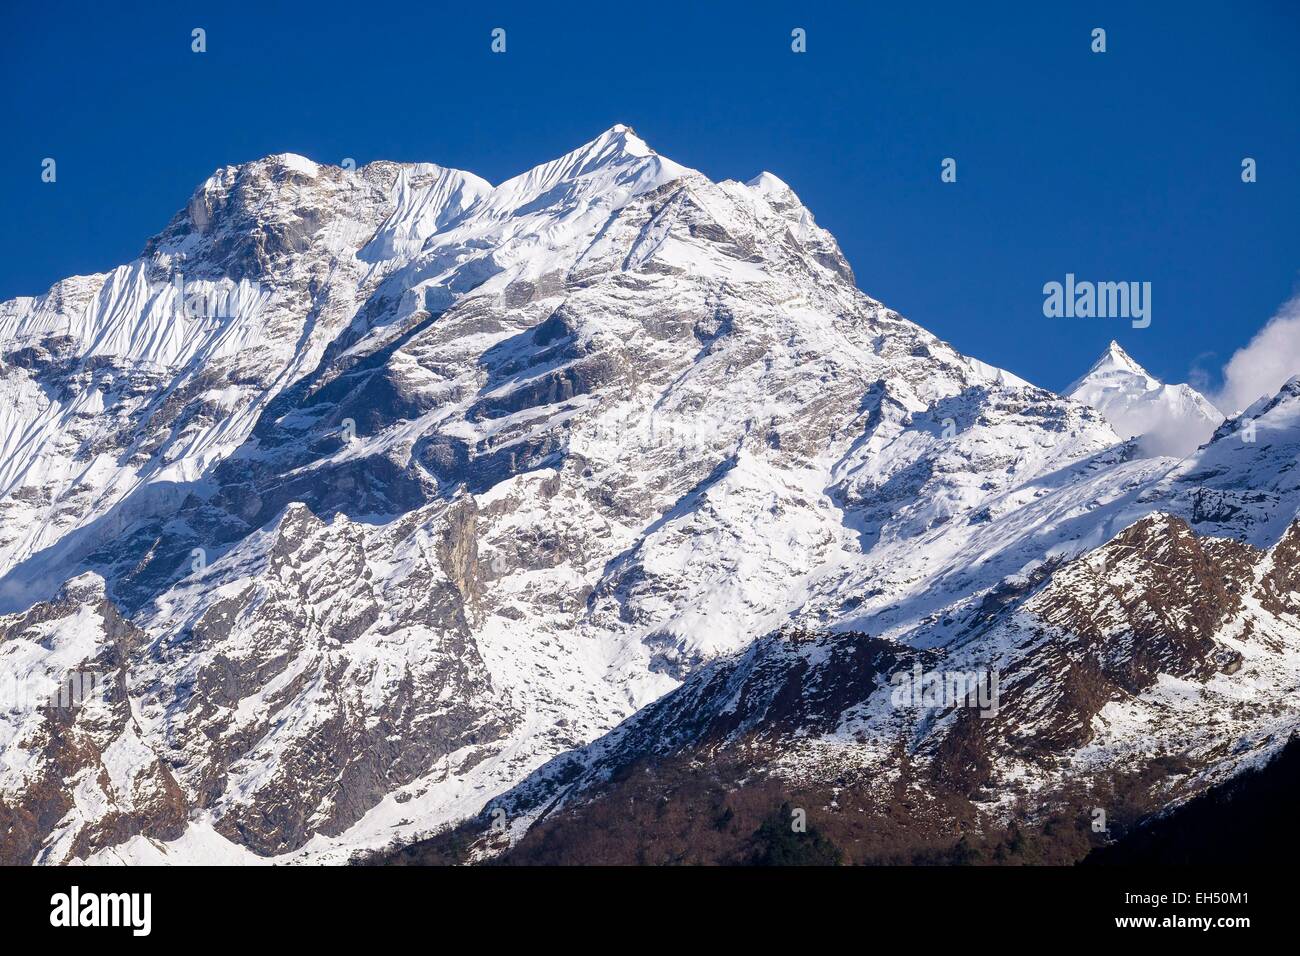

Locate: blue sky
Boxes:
[1,0,1297,393]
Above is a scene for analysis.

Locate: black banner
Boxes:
[1,866,1269,942]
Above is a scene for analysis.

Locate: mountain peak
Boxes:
[469,125,691,226]
[601,122,642,142]
[1065,340,1156,395]
[742,171,813,222]
[746,171,792,193]
[264,152,321,177]
[575,123,655,163]
[1094,339,1149,378]
[1067,341,1223,456]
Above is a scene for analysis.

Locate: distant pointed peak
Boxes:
[1088,339,1150,377]
[1066,340,1159,396]
[1101,339,1143,368]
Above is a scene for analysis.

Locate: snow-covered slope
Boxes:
[0,128,1296,866]
[1066,341,1223,457]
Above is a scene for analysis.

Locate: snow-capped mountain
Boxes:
[1,127,1296,865]
[1066,340,1223,457]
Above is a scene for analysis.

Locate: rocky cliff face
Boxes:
[0,575,187,864]
[1,127,1296,864]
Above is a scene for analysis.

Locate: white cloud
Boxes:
[1213,293,1300,415]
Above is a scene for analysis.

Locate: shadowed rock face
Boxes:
[2,130,1298,865]
[136,503,517,856]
